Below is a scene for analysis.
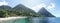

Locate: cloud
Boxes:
[31,3,46,12]
[0,1,8,6]
[47,3,55,9]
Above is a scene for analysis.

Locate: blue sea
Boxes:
[31,17,60,23]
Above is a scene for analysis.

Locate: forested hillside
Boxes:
[0,4,43,18]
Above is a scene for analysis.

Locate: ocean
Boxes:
[0,17,60,23]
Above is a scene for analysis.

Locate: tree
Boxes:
[0,11,5,17]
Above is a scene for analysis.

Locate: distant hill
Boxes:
[38,7,55,17]
[0,5,12,10]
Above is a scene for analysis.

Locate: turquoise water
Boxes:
[14,18,29,23]
[0,18,29,23]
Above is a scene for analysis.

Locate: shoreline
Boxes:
[0,16,27,20]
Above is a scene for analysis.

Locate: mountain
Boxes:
[12,4,38,17]
[0,4,43,17]
[38,7,55,17]
[0,5,12,10]
[13,4,35,13]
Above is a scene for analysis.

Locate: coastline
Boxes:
[0,16,27,21]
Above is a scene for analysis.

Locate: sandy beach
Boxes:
[0,16,27,21]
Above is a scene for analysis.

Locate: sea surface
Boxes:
[0,17,60,23]
[31,17,60,23]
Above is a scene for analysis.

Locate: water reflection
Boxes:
[48,17,60,23]
[30,17,42,23]
[30,17,60,23]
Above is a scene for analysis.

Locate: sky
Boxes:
[0,0,60,17]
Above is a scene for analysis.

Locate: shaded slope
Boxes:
[38,7,55,17]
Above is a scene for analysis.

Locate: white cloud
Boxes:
[31,3,46,12]
[47,3,55,9]
[0,1,8,6]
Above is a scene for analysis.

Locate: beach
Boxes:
[0,16,27,20]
